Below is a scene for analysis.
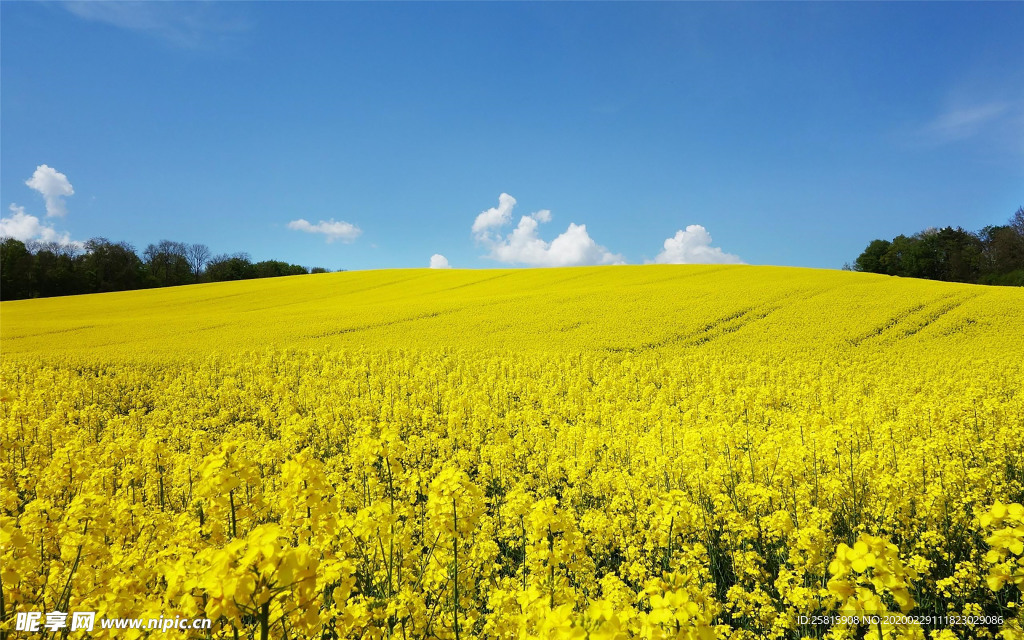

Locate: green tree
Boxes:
[82,238,146,293]
[0,238,34,300]
[252,260,309,278]
[851,207,1023,286]
[854,239,892,274]
[932,227,982,283]
[204,253,255,281]
[30,242,85,297]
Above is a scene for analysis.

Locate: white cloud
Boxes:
[0,204,77,246]
[429,254,452,269]
[287,218,361,243]
[654,225,742,264]
[924,102,1011,143]
[25,165,74,217]
[63,2,251,49]
[471,192,517,238]
[4,165,81,247]
[530,209,552,223]
[472,194,624,267]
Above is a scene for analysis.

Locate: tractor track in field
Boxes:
[846,304,925,346]
[309,308,463,338]
[436,272,513,292]
[306,297,513,339]
[682,287,828,348]
[899,294,980,338]
[846,293,979,346]
[605,287,824,353]
[5,324,98,340]
[326,272,432,298]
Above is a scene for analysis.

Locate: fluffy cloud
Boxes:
[3,165,80,247]
[471,192,517,238]
[0,204,76,246]
[25,165,74,217]
[472,194,624,267]
[530,209,552,223]
[287,218,361,243]
[654,225,742,264]
[429,254,452,269]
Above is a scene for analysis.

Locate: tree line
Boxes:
[0,237,330,301]
[851,207,1024,286]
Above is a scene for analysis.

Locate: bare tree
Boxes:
[144,240,190,286]
[55,242,83,258]
[22,240,82,258]
[185,243,211,282]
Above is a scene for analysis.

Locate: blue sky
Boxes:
[2,2,1022,271]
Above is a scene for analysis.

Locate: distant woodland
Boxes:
[0,238,329,301]
[851,207,1024,286]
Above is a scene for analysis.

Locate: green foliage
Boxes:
[0,237,318,300]
[204,253,256,282]
[854,239,891,274]
[980,269,1024,287]
[252,260,309,278]
[82,238,148,293]
[854,207,1024,286]
[1,238,34,300]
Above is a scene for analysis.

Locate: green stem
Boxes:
[452,496,460,640]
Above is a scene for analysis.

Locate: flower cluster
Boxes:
[2,266,1024,638]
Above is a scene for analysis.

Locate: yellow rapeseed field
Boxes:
[2,265,1023,639]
